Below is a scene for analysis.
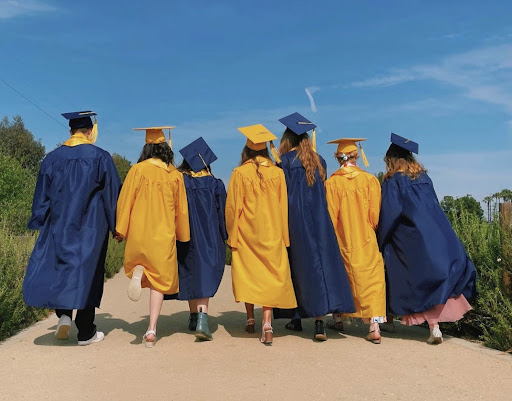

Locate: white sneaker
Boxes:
[55,315,72,340]
[427,327,443,344]
[78,331,105,346]
[128,265,144,301]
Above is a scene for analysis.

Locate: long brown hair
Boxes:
[240,145,271,184]
[279,129,326,186]
[383,144,426,181]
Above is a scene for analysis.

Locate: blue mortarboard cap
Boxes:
[61,111,97,129]
[278,112,317,135]
[390,133,419,154]
[179,137,218,173]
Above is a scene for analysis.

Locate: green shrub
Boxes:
[225,242,232,265]
[105,238,125,279]
[444,210,512,352]
[0,229,48,340]
[0,153,36,235]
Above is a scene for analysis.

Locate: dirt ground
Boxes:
[1,267,511,401]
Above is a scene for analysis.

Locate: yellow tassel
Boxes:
[359,143,369,167]
[168,128,172,149]
[269,141,281,164]
[312,128,316,152]
[89,116,98,144]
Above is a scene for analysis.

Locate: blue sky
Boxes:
[1,0,512,201]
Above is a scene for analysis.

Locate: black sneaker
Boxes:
[188,312,198,331]
[285,318,303,332]
[314,320,327,341]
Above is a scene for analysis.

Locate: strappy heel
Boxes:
[142,330,157,348]
[260,322,273,345]
[365,328,381,344]
[245,318,255,334]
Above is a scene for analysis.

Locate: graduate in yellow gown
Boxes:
[324,138,386,344]
[226,124,297,345]
[115,126,190,347]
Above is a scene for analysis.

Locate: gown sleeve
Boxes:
[28,158,51,231]
[377,177,403,250]
[368,176,382,231]
[174,173,190,242]
[215,179,228,241]
[100,153,121,233]
[225,170,243,248]
[115,166,139,238]
[278,170,290,247]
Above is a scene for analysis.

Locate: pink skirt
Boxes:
[401,295,472,326]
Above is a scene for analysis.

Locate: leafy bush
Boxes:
[0,229,48,340]
[225,242,232,265]
[444,209,512,352]
[105,238,125,279]
[0,153,36,235]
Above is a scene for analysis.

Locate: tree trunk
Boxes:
[499,202,512,294]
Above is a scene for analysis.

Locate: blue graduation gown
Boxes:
[274,151,355,319]
[23,144,120,309]
[165,174,227,300]
[377,172,477,316]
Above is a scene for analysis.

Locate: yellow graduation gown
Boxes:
[226,156,297,308]
[116,158,190,294]
[325,165,386,318]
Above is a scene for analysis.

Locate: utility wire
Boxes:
[1,78,67,129]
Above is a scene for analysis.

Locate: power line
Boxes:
[0,78,67,129]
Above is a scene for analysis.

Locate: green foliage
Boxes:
[225,242,232,265]
[445,209,512,352]
[105,238,125,279]
[112,153,132,183]
[0,153,36,234]
[441,194,484,223]
[0,116,45,173]
[0,229,49,341]
[375,171,384,184]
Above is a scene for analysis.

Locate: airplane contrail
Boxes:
[305,87,319,112]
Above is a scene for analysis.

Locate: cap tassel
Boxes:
[167,128,172,148]
[359,143,369,167]
[89,116,98,144]
[312,128,316,152]
[269,141,281,164]
[198,153,211,175]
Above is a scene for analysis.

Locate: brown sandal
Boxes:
[260,322,273,345]
[365,329,381,344]
[245,318,255,334]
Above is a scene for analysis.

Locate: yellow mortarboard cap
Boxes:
[133,126,176,147]
[237,124,277,151]
[327,138,369,167]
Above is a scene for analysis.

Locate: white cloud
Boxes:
[0,0,56,19]
[347,44,512,115]
[305,87,319,112]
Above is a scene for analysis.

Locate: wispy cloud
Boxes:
[0,0,56,19]
[347,44,512,114]
[305,87,319,112]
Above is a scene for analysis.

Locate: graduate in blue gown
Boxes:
[378,133,477,344]
[164,137,227,341]
[23,111,121,345]
[272,112,355,341]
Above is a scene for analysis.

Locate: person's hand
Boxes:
[113,231,124,243]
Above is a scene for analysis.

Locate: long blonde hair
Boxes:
[383,144,426,181]
[279,129,326,186]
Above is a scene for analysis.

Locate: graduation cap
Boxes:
[62,111,96,129]
[279,112,318,151]
[179,137,218,173]
[133,126,175,147]
[390,133,419,154]
[238,124,281,163]
[327,138,369,167]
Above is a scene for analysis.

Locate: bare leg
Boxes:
[146,284,163,342]
[245,303,255,333]
[195,298,209,313]
[261,306,273,344]
[188,299,197,313]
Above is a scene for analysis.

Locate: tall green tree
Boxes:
[112,153,131,183]
[440,194,484,223]
[0,116,45,173]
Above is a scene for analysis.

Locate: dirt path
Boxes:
[1,268,511,400]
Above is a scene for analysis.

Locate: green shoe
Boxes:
[188,312,198,331]
[195,312,213,341]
